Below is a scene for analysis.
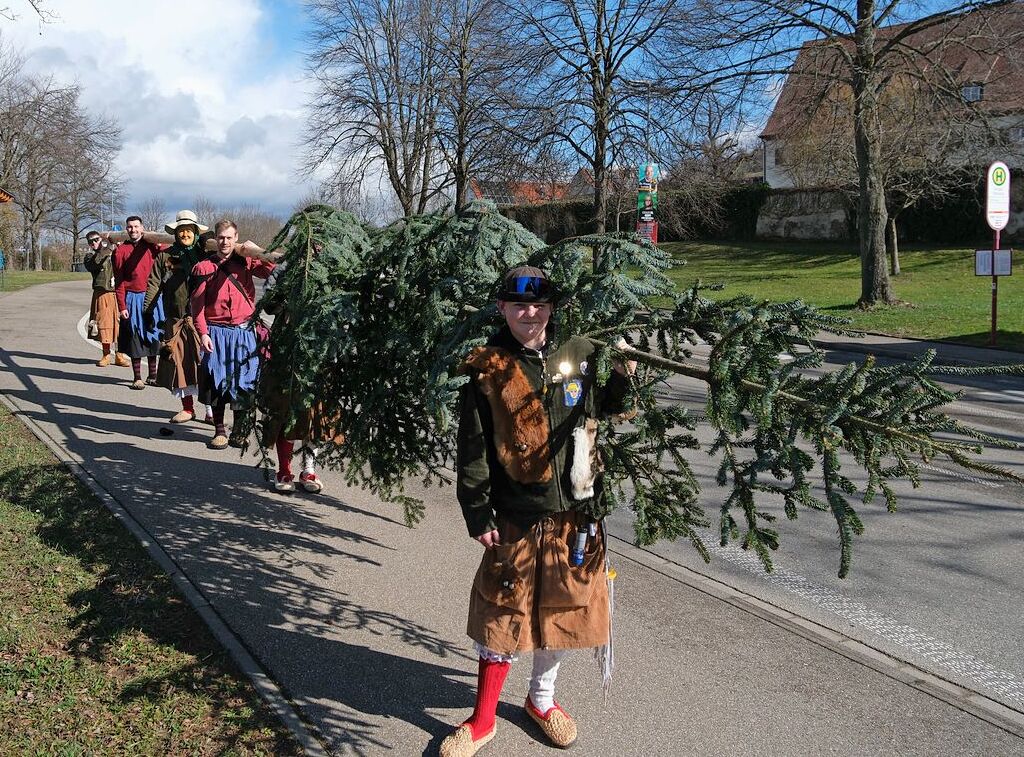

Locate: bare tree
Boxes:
[136,196,167,233]
[506,0,689,266]
[304,0,450,217]
[190,195,220,228]
[7,80,81,270]
[51,111,123,254]
[220,203,285,247]
[0,1,54,22]
[0,38,122,269]
[673,0,1024,306]
[432,0,536,209]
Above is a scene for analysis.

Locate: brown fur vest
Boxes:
[462,346,552,484]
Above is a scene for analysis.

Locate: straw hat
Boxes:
[165,209,209,234]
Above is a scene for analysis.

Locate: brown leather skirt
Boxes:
[467,511,609,655]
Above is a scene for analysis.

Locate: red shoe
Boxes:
[275,473,295,493]
[299,472,323,493]
[525,697,577,748]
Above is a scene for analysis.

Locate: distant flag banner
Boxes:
[637,162,659,243]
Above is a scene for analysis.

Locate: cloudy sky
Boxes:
[3,0,318,219]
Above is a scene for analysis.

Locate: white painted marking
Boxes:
[708,540,1024,706]
[77,312,102,351]
[973,390,1024,403]
[947,401,1024,422]
[918,461,1004,489]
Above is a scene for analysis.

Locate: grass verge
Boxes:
[0,405,303,755]
[0,270,89,294]
[661,241,1024,352]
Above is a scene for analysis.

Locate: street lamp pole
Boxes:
[624,78,653,161]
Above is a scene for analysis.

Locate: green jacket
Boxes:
[83,246,115,292]
[456,325,628,537]
[143,243,210,326]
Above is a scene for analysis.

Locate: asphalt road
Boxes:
[605,342,1024,715]
[2,279,1023,756]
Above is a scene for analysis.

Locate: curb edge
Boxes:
[0,389,331,757]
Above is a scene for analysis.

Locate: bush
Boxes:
[499,182,770,244]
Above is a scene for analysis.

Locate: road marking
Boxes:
[947,401,1024,422]
[918,461,1004,489]
[707,540,1024,707]
[973,390,1024,403]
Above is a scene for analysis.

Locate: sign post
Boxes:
[985,161,1011,345]
[636,162,659,244]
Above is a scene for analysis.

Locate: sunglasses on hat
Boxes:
[510,276,550,298]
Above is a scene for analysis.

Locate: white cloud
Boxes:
[2,0,316,217]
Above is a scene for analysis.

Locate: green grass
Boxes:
[0,270,89,293]
[0,407,302,755]
[661,240,1024,352]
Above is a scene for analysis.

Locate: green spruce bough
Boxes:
[238,202,1024,577]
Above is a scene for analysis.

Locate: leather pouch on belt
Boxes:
[540,529,605,609]
[472,535,531,613]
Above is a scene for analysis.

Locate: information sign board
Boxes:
[986,161,1010,231]
[975,249,1013,276]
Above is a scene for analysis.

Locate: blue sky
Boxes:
[3,0,323,222]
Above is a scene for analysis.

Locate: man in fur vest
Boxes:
[440,266,636,757]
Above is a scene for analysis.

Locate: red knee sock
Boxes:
[101,342,111,356]
[147,356,157,379]
[464,658,510,740]
[276,437,294,478]
[131,358,142,381]
[182,395,194,412]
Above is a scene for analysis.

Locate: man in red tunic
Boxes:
[190,220,276,450]
[112,215,164,390]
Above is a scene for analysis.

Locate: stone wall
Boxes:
[755,189,850,241]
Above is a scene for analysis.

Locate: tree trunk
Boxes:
[886,216,900,276]
[592,116,608,271]
[852,2,893,306]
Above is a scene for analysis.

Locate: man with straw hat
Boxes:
[144,209,213,424]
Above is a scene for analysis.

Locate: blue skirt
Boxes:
[201,323,259,402]
[127,290,164,344]
[117,290,162,357]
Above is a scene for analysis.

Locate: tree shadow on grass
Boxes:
[0,460,304,754]
[0,451,474,754]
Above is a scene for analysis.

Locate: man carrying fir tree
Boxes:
[112,215,163,389]
[83,231,130,368]
[144,210,213,425]
[440,266,635,757]
[190,220,275,450]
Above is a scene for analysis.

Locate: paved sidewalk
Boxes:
[2,280,1023,756]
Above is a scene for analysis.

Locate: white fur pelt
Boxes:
[570,418,602,499]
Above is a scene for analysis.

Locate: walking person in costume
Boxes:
[190,220,276,450]
[440,266,635,757]
[257,270,340,494]
[112,215,164,389]
[144,210,212,424]
[83,231,129,368]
